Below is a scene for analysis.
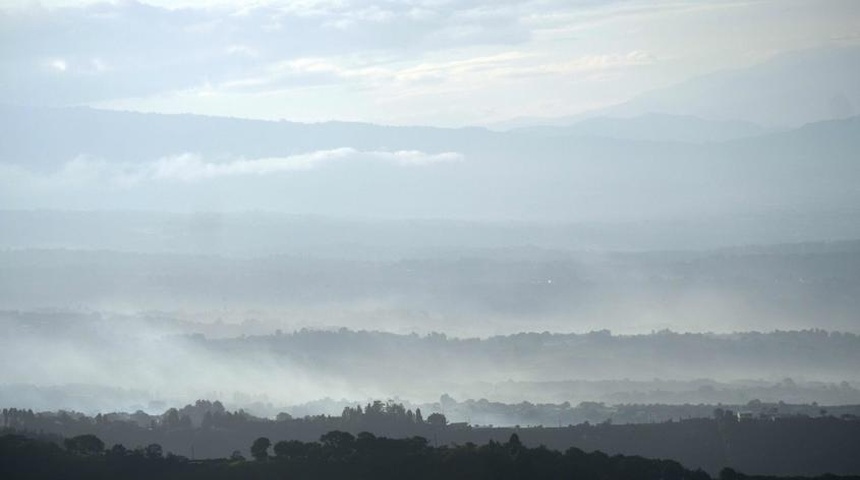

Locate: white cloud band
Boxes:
[4,148,465,187]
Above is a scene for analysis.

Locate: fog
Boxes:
[3,309,859,415]
[2,209,860,413]
[2,14,860,429]
[2,233,860,335]
[2,105,859,415]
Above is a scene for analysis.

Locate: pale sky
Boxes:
[1,0,859,126]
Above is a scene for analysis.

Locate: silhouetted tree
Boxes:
[427,412,447,427]
[274,439,309,460]
[320,430,355,454]
[508,432,523,450]
[106,443,128,459]
[720,467,740,480]
[164,408,181,428]
[251,436,271,461]
[144,443,163,459]
[64,434,104,456]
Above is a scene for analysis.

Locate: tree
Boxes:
[427,412,447,428]
[251,437,271,461]
[144,443,163,460]
[64,434,104,456]
[320,430,355,451]
[719,467,740,480]
[507,433,522,449]
[164,408,181,428]
[320,431,355,460]
[274,440,308,460]
[106,443,128,459]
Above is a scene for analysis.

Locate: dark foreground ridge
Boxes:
[4,430,856,480]
[5,401,860,476]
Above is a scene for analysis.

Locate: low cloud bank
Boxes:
[30,148,464,185]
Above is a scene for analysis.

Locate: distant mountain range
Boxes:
[508,114,774,143]
[1,104,859,224]
[493,45,860,130]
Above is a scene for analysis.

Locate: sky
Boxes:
[1,0,859,126]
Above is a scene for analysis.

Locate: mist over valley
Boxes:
[2,3,860,477]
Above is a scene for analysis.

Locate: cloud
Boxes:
[151,149,464,182]
[45,58,68,72]
[0,0,533,104]
[0,0,650,105]
[220,47,652,99]
[381,150,464,166]
[149,151,343,181]
[0,149,466,188]
[3,0,854,126]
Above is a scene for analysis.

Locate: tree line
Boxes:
[3,400,860,476]
[0,429,838,480]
